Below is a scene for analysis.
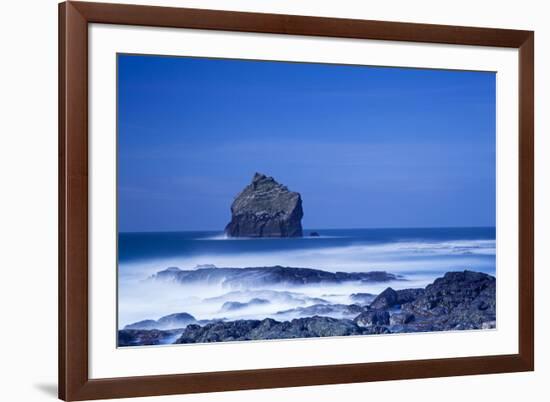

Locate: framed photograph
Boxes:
[59,1,534,400]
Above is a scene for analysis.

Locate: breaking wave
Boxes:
[118,229,496,329]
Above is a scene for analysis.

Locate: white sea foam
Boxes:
[118,238,495,328]
[119,238,495,280]
[197,233,345,240]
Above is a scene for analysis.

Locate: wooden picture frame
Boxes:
[59,1,534,400]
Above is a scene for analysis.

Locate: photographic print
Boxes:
[117,54,496,347]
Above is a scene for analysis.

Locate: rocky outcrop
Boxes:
[399,271,496,330]
[369,287,425,310]
[389,312,415,325]
[275,303,363,319]
[354,310,390,327]
[119,270,496,346]
[369,287,398,310]
[175,316,366,343]
[151,266,399,288]
[364,271,494,332]
[124,312,196,330]
[225,173,303,237]
[221,298,270,312]
[118,329,183,346]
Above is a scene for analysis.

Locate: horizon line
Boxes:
[118,225,496,235]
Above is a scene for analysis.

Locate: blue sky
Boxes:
[118,54,496,232]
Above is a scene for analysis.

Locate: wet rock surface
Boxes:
[221,298,270,312]
[398,270,496,331]
[369,287,425,310]
[275,303,363,319]
[124,312,196,330]
[354,310,391,327]
[119,270,496,346]
[151,266,399,288]
[118,329,183,346]
[175,316,365,343]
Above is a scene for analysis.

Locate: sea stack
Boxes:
[225,173,303,237]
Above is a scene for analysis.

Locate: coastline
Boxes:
[117,227,496,345]
[118,269,496,347]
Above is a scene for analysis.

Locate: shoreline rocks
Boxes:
[123,312,196,330]
[151,266,399,288]
[118,329,183,347]
[354,310,390,327]
[221,298,270,312]
[175,316,365,343]
[399,270,496,330]
[119,270,496,346]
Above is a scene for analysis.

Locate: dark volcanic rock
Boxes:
[354,310,390,327]
[118,329,183,347]
[389,312,415,325]
[176,316,366,343]
[152,266,398,288]
[366,271,496,333]
[125,270,496,346]
[221,298,270,312]
[124,312,196,330]
[336,271,398,283]
[225,173,303,237]
[369,288,399,310]
[365,325,392,335]
[396,288,425,305]
[275,303,363,318]
[369,287,425,310]
[156,313,196,328]
[400,270,496,330]
[124,267,496,346]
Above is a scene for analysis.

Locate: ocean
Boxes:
[118,227,496,329]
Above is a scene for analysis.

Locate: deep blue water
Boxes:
[119,227,496,275]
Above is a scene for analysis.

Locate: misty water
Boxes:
[118,227,496,330]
